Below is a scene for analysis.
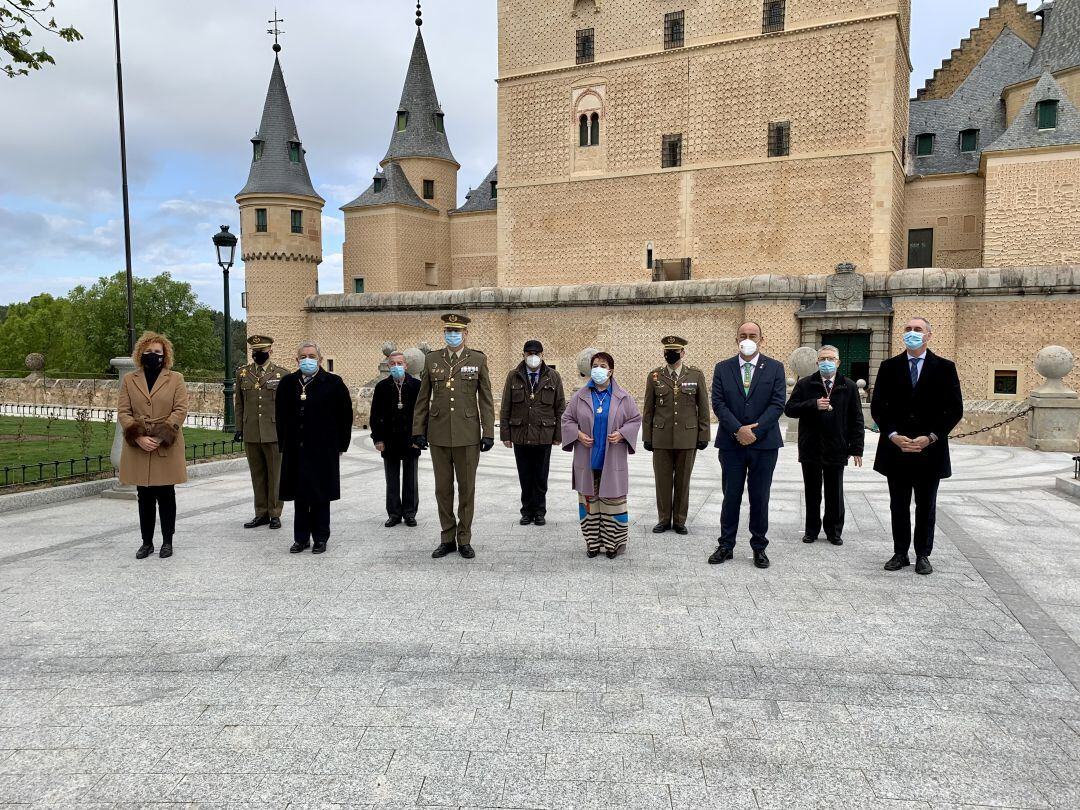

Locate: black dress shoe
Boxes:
[385,516,402,528]
[533,516,546,526]
[828,537,844,546]
[431,542,456,558]
[673,524,688,535]
[519,515,533,525]
[587,549,600,558]
[605,550,617,559]
[269,517,281,530]
[753,550,770,569]
[801,534,817,544]
[312,541,327,554]
[404,517,417,527]
[135,543,154,559]
[289,541,309,554]
[159,542,173,559]
[244,515,271,529]
[708,547,733,565]
[915,556,933,575]
[883,554,910,571]
[459,545,476,559]
[652,522,671,534]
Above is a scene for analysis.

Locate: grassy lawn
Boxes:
[0,416,236,483]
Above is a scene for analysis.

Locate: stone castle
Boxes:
[235,0,1080,408]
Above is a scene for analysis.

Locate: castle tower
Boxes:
[342,3,459,293]
[236,42,324,354]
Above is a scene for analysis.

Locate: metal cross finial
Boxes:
[268,9,284,51]
[415,1,423,26]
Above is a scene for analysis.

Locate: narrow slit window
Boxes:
[664,11,685,50]
[763,0,786,33]
[434,112,445,133]
[915,133,935,156]
[590,112,600,146]
[1037,99,1059,130]
[288,141,301,163]
[252,140,263,161]
[290,209,303,234]
[661,133,683,168]
[579,114,590,147]
[768,121,790,157]
[255,208,268,233]
[396,110,408,131]
[490,180,497,199]
[422,179,435,200]
[959,128,979,152]
[576,28,595,64]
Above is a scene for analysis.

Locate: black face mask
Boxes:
[252,350,270,365]
[141,352,163,371]
[664,350,682,365]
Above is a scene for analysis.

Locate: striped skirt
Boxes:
[579,472,629,554]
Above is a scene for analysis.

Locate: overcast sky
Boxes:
[1,0,1008,313]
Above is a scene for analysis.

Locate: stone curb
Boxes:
[0,456,249,515]
[1057,474,1080,500]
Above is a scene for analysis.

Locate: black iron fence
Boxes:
[0,439,245,490]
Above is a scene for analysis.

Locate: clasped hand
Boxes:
[736,423,758,446]
[892,434,931,453]
[136,435,160,453]
[577,430,623,447]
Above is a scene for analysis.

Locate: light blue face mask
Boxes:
[591,367,610,385]
[818,360,838,376]
[903,330,925,350]
[298,358,318,375]
[445,331,463,348]
[388,364,405,379]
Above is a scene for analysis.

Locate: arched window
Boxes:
[579,114,589,147]
[590,112,600,145]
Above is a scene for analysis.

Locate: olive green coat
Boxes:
[234,361,288,443]
[412,347,495,447]
[642,365,711,450]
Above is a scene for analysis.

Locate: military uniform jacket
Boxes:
[642,365,711,450]
[499,362,567,445]
[235,361,287,443]
[412,347,495,448]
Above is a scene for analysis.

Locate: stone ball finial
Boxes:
[403,347,426,377]
[25,353,45,372]
[417,341,432,355]
[790,346,819,379]
[381,342,396,358]
[577,347,602,377]
[1032,345,1076,397]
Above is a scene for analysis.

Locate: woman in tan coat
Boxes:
[117,331,189,559]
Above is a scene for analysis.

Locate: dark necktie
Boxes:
[910,357,920,387]
[824,379,833,395]
[530,372,539,389]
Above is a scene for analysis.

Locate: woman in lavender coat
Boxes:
[561,352,642,558]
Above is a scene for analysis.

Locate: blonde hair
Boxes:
[132,331,175,369]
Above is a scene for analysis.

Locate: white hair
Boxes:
[908,317,933,332]
[818,344,840,356]
[296,340,323,358]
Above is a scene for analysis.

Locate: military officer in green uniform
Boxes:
[642,336,712,534]
[412,313,495,559]
[234,334,287,529]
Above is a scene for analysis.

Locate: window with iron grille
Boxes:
[423,179,435,200]
[664,11,684,49]
[767,121,790,157]
[576,28,594,64]
[762,0,785,33]
[255,208,267,233]
[993,369,1018,396]
[661,134,682,168]
[915,133,934,156]
[1037,99,1059,130]
[959,128,979,152]
[290,209,303,234]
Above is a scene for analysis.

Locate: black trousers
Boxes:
[383,454,419,519]
[718,448,778,552]
[887,475,941,558]
[801,463,846,540]
[136,485,176,544]
[513,443,552,518]
[293,495,331,544]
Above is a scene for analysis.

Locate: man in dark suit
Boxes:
[871,317,964,575]
[784,344,864,546]
[709,321,787,568]
[370,351,422,528]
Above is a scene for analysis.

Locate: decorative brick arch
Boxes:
[572,0,599,16]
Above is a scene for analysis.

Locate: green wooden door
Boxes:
[821,332,871,383]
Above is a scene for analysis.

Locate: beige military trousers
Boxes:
[429,443,480,546]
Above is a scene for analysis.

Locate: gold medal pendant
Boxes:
[530,394,535,400]
[300,392,307,401]
[446,379,453,389]
[397,402,404,410]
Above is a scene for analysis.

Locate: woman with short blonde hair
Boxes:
[117,331,189,559]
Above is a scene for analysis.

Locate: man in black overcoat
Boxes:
[276,341,354,554]
[370,351,422,528]
[784,344,864,546]
[870,318,964,575]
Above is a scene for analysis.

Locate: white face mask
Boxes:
[739,339,758,357]
[525,355,542,370]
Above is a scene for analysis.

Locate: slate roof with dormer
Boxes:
[381,28,458,166]
[340,161,437,212]
[909,29,1035,176]
[237,54,322,201]
[451,165,498,214]
[985,71,1080,152]
[1025,0,1080,78]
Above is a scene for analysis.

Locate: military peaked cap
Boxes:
[247,335,274,349]
[441,313,471,329]
[661,336,689,350]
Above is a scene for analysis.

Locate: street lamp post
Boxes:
[213,225,238,433]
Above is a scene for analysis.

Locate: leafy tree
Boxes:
[211,310,248,373]
[0,303,8,323]
[1,1,83,79]
[0,293,78,372]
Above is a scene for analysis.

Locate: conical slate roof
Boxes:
[341,161,436,212]
[238,54,322,200]
[381,28,457,166]
[451,165,498,213]
[985,71,1080,152]
[1026,0,1080,77]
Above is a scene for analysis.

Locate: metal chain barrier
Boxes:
[947,405,1032,441]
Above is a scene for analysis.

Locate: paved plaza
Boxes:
[1,431,1080,808]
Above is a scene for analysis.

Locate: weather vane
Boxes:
[268,9,284,52]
